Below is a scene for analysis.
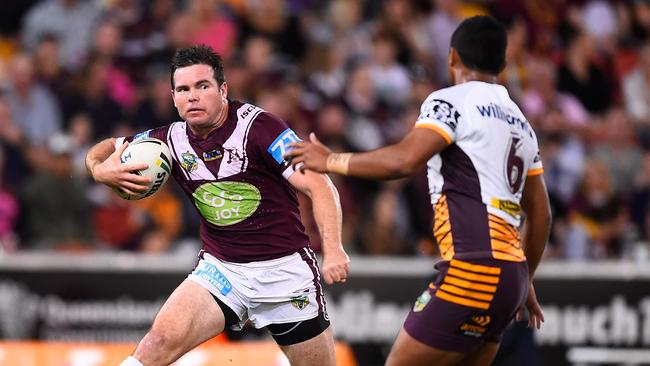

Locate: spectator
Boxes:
[564,160,628,259]
[427,0,462,85]
[21,0,102,71]
[368,29,412,107]
[19,132,92,250]
[131,66,180,130]
[590,107,642,195]
[557,25,613,114]
[622,43,650,128]
[62,56,126,140]
[3,53,62,146]
[238,0,307,61]
[187,0,238,59]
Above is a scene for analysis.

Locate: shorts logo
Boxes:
[291,295,310,310]
[459,314,492,338]
[181,151,199,172]
[413,290,431,312]
[194,261,233,296]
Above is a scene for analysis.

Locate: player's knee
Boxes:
[137,328,181,356]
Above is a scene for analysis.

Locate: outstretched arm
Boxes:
[285,128,449,180]
[288,170,349,285]
[86,138,152,195]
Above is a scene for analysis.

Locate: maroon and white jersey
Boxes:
[117,100,309,262]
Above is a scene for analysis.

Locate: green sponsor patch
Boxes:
[193,182,261,226]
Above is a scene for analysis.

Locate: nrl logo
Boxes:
[290,295,310,310]
[181,151,198,172]
[413,290,431,312]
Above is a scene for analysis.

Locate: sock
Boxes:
[119,356,144,366]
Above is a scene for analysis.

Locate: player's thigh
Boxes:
[279,326,336,366]
[459,342,499,366]
[386,328,465,366]
[146,279,226,349]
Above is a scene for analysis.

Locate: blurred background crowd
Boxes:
[0,0,648,262]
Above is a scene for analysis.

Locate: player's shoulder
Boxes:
[423,82,486,105]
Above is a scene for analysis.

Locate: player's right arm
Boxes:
[85,138,151,195]
[286,93,456,179]
[517,173,552,329]
[286,128,448,179]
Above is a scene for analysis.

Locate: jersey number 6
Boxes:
[505,137,524,194]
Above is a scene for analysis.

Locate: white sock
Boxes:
[119,356,144,366]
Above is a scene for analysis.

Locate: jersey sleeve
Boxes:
[115,126,170,148]
[250,112,302,180]
[414,94,461,144]
[527,130,544,176]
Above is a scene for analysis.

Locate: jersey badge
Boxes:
[421,99,460,131]
[267,128,301,167]
[133,129,152,141]
[202,148,223,162]
[290,295,310,310]
[181,151,199,172]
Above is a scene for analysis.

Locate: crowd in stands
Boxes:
[0,0,649,262]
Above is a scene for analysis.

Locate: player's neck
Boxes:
[453,69,499,85]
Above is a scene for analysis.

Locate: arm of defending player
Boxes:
[288,171,349,285]
[85,138,152,195]
[285,128,449,179]
[517,174,552,329]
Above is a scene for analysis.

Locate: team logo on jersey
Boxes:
[223,147,243,164]
[413,289,432,312]
[290,295,310,310]
[192,182,261,226]
[420,99,460,132]
[181,151,199,172]
[268,128,301,167]
[458,314,492,338]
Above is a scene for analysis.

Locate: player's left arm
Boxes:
[285,128,448,179]
[288,171,349,285]
[517,173,552,329]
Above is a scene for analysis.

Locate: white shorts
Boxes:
[187,248,326,330]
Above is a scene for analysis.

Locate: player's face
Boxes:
[172,64,227,130]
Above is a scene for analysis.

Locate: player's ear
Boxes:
[219,82,228,100]
[171,90,178,108]
[448,48,460,68]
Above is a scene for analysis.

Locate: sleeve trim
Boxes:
[527,168,544,176]
[414,123,453,144]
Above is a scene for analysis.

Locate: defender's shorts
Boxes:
[188,249,327,330]
[404,258,529,353]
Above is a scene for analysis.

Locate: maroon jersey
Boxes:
[118,100,309,262]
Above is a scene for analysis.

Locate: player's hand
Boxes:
[285,133,331,174]
[91,141,152,195]
[322,246,350,285]
[516,282,544,329]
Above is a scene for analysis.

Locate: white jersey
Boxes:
[415,81,543,262]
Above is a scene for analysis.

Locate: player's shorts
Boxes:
[188,248,327,332]
[403,258,529,353]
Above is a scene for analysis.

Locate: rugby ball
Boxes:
[113,138,172,200]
